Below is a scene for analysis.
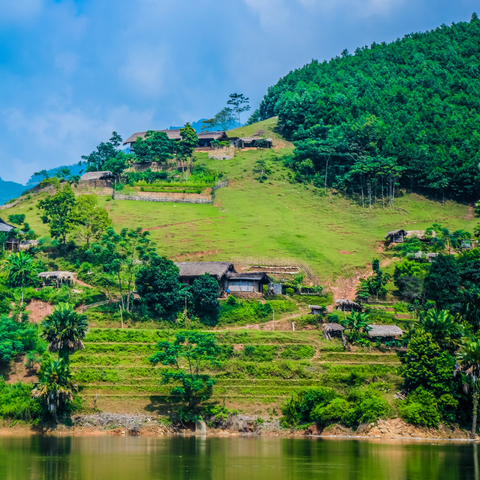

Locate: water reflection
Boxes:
[0,435,477,480]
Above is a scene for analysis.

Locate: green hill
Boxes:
[250,15,480,201]
[5,117,475,280]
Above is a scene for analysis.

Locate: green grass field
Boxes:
[4,118,475,280]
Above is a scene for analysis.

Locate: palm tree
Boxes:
[341,311,371,343]
[456,340,480,439]
[31,359,75,423]
[41,303,88,363]
[420,309,463,351]
[2,252,38,301]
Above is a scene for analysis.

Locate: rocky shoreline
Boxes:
[0,414,476,441]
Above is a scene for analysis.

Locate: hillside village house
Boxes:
[175,262,269,295]
[0,217,19,250]
[123,130,232,151]
[384,229,436,244]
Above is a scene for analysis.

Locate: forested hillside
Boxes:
[250,14,480,201]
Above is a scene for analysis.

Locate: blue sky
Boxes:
[0,0,477,184]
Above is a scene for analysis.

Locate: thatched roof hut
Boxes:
[309,305,325,315]
[39,271,76,286]
[235,137,273,149]
[0,217,15,233]
[406,230,436,240]
[323,322,345,340]
[175,261,235,292]
[367,325,403,338]
[385,229,407,243]
[123,130,230,148]
[80,171,114,182]
[336,299,360,311]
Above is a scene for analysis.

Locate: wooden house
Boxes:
[123,130,231,150]
[323,323,345,340]
[0,217,19,250]
[38,271,76,287]
[235,137,272,149]
[309,305,325,315]
[384,229,407,243]
[175,261,236,293]
[225,272,269,293]
[367,325,403,339]
[335,299,360,312]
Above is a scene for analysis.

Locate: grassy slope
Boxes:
[4,118,475,280]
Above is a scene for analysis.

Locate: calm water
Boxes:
[0,435,478,480]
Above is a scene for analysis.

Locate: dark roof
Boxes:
[385,229,407,240]
[123,130,229,145]
[0,218,15,233]
[335,299,359,306]
[226,272,269,281]
[175,262,235,279]
[367,325,403,337]
[324,323,345,332]
[80,171,114,181]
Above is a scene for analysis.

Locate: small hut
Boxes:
[367,325,403,339]
[309,305,325,315]
[39,271,76,287]
[175,261,235,293]
[323,323,345,340]
[384,229,407,243]
[336,299,360,312]
[0,217,19,250]
[235,137,272,149]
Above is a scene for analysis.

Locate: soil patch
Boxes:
[26,299,54,323]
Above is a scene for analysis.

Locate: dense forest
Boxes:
[249,14,480,201]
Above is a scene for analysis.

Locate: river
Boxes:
[0,435,477,479]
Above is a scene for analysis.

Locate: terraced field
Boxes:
[71,328,403,414]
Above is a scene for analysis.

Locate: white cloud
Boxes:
[295,0,405,17]
[243,0,289,27]
[1,0,44,23]
[119,46,171,97]
[1,105,155,183]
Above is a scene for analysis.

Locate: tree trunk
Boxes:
[472,390,479,440]
[324,158,329,195]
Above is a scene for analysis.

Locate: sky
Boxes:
[0,0,477,184]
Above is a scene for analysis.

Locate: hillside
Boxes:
[3,117,475,281]
[0,178,25,205]
[250,15,480,201]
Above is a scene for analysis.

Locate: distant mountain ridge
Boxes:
[0,163,84,205]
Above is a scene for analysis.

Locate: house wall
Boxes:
[227,280,260,292]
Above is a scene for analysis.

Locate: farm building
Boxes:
[225,272,269,293]
[0,217,19,250]
[235,137,272,149]
[323,323,345,340]
[309,305,326,315]
[79,171,115,187]
[175,261,236,292]
[413,251,439,262]
[39,271,76,287]
[384,229,407,243]
[123,130,231,150]
[367,325,403,339]
[335,299,360,312]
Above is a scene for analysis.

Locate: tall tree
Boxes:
[190,274,220,326]
[227,93,250,125]
[179,123,198,159]
[423,255,460,309]
[37,183,77,246]
[149,331,222,414]
[2,252,40,291]
[82,132,123,172]
[41,303,89,363]
[456,340,480,439]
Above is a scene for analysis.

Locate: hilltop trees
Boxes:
[227,93,250,125]
[82,132,126,172]
[251,15,480,200]
[132,130,176,164]
[179,123,198,159]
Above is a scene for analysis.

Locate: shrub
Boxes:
[398,387,440,428]
[0,378,39,421]
[286,288,294,295]
[280,345,315,360]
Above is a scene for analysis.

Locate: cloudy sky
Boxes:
[0,0,477,184]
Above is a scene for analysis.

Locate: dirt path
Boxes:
[465,204,475,220]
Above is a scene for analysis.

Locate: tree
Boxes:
[41,303,88,363]
[203,108,236,132]
[82,132,123,172]
[364,259,391,298]
[2,252,40,290]
[37,183,77,246]
[31,358,75,423]
[0,315,36,364]
[456,340,480,439]
[135,255,185,321]
[399,331,457,399]
[8,214,25,225]
[179,123,198,159]
[423,255,460,309]
[87,227,156,320]
[104,152,131,181]
[69,194,111,245]
[420,309,462,352]
[132,131,176,164]
[341,312,371,343]
[227,93,250,125]
[149,331,222,414]
[190,274,220,326]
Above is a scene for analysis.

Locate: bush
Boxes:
[0,378,39,421]
[8,214,25,225]
[286,288,294,296]
[280,345,315,360]
[398,387,440,428]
